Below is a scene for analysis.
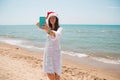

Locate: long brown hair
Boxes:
[48,17,60,31]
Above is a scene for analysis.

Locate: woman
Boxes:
[36,12,63,80]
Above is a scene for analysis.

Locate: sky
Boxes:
[0,0,120,25]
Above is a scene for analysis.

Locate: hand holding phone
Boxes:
[39,16,46,28]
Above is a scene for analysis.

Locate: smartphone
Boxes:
[39,16,46,28]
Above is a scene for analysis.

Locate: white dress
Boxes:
[43,27,63,75]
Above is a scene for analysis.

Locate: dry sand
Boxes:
[0,42,119,80]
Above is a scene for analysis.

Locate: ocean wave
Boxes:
[0,38,23,45]
[0,37,44,51]
[101,30,112,33]
[91,57,120,64]
[0,35,17,38]
[61,51,88,58]
[61,51,120,64]
[77,30,120,33]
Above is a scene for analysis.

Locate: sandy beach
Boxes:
[0,42,120,80]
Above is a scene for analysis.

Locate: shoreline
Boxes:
[0,42,120,80]
[0,36,120,65]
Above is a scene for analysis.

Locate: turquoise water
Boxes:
[0,25,120,63]
[62,25,120,54]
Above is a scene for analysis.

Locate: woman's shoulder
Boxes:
[56,27,62,32]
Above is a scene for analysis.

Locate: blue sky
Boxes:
[0,0,120,25]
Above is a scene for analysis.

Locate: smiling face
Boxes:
[49,16,56,25]
[48,16,59,31]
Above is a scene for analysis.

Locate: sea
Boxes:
[0,25,120,65]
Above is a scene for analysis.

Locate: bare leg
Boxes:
[47,73,55,80]
[55,73,60,80]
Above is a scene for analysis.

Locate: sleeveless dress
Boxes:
[43,27,63,75]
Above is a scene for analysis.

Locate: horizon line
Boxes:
[0,24,120,25]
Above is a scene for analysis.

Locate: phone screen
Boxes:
[39,17,46,28]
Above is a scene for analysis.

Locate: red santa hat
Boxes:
[46,12,58,20]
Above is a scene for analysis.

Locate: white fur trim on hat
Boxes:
[47,13,58,20]
[46,12,58,24]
